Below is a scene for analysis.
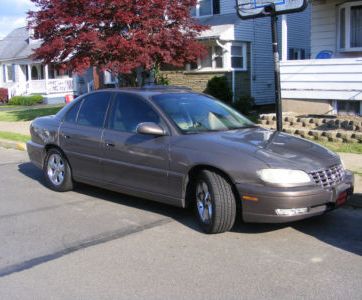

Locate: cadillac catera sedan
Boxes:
[27,87,354,233]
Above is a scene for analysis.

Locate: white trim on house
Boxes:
[280,58,362,101]
[337,0,362,52]
[189,41,248,72]
[192,0,215,18]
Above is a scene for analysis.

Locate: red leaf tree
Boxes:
[28,0,207,85]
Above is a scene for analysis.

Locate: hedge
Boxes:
[8,95,44,106]
[204,76,233,104]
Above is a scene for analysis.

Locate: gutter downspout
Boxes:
[216,40,235,102]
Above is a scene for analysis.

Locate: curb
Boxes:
[0,139,26,151]
[347,194,362,209]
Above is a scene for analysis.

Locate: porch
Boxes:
[5,63,74,99]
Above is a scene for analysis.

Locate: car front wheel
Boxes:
[44,148,73,192]
[195,170,236,234]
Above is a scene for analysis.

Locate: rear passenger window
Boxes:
[64,100,82,123]
[108,93,160,133]
[77,92,111,128]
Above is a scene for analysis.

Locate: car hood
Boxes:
[185,127,340,172]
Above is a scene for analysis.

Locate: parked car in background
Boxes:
[27,87,354,233]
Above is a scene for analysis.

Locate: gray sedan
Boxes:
[27,87,354,233]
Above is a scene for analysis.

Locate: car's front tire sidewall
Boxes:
[44,148,73,192]
[195,170,236,234]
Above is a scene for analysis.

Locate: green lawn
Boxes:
[316,141,362,155]
[0,131,30,143]
[0,105,64,122]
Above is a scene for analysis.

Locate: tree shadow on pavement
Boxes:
[18,162,362,256]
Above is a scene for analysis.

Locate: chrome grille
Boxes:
[310,164,345,188]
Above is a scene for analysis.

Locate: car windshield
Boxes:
[152,93,255,133]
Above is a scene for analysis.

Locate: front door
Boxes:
[59,91,112,182]
[101,92,170,196]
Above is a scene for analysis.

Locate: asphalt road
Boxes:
[0,148,361,299]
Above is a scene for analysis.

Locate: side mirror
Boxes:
[136,122,166,136]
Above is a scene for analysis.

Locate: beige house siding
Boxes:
[161,42,252,99]
[282,98,334,114]
[311,0,362,58]
[160,71,225,93]
[161,70,251,99]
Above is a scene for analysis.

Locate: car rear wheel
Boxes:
[195,170,236,234]
[44,148,73,192]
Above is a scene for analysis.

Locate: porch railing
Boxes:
[6,78,74,98]
[29,78,74,94]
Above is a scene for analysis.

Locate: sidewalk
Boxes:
[0,121,31,135]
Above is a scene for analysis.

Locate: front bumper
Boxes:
[27,140,45,169]
[236,171,354,223]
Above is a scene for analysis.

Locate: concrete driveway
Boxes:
[0,148,361,299]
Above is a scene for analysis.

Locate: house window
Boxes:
[214,46,223,68]
[200,47,213,68]
[338,1,362,51]
[6,65,13,82]
[189,42,247,71]
[337,101,361,115]
[191,0,220,17]
[288,48,306,60]
[231,44,245,69]
[197,45,224,69]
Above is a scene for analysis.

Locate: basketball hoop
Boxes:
[235,0,308,131]
[236,0,307,19]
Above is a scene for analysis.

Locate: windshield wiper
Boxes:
[228,125,258,130]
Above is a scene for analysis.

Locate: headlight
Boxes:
[340,157,346,169]
[257,169,311,185]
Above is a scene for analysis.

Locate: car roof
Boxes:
[94,86,195,97]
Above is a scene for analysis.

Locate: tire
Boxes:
[195,170,236,234]
[43,148,73,192]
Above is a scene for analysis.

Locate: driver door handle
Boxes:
[105,141,115,147]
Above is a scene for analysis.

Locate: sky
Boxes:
[0,0,36,39]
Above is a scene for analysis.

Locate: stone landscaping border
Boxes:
[259,114,362,143]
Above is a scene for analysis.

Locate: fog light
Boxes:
[275,208,308,216]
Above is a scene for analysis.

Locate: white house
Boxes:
[281,0,362,115]
[0,27,77,104]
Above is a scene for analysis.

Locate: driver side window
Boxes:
[108,93,161,133]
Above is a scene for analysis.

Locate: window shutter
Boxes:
[12,64,16,81]
[2,65,5,83]
[301,49,306,60]
[288,48,294,60]
[213,0,220,15]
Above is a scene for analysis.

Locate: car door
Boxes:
[59,91,112,182]
[101,92,170,196]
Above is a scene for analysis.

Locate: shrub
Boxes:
[232,95,255,116]
[8,95,44,106]
[154,66,170,85]
[204,76,232,104]
[0,88,8,104]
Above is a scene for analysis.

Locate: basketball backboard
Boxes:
[235,0,308,19]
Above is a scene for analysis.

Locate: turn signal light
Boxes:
[242,195,258,202]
